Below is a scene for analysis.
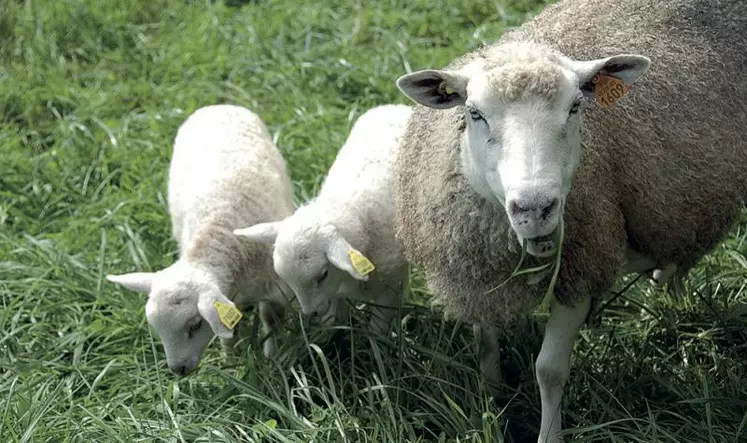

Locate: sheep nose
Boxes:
[505,192,562,241]
[508,196,559,224]
[311,299,331,317]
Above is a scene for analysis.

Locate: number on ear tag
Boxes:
[347,249,375,276]
[593,74,632,109]
[214,301,242,329]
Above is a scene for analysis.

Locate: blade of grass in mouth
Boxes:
[484,219,564,296]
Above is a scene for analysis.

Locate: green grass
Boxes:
[1,0,746,441]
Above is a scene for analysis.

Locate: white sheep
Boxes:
[394,0,747,441]
[233,104,412,334]
[107,104,295,375]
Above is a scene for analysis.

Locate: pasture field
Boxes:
[1,0,746,441]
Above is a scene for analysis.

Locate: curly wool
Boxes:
[396,0,747,327]
[173,105,295,307]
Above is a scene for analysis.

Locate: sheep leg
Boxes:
[368,290,398,335]
[220,333,240,357]
[651,264,677,287]
[368,278,406,335]
[220,309,250,356]
[319,296,350,327]
[473,324,503,391]
[259,300,285,358]
[536,294,591,443]
[623,247,679,288]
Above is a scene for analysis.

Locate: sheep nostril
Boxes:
[509,201,525,215]
[541,198,559,219]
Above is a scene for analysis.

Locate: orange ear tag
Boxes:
[592,74,632,109]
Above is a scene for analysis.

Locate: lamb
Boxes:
[233,104,412,334]
[107,104,295,376]
[393,0,747,441]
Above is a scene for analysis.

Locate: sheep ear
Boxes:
[396,69,468,109]
[106,272,154,294]
[572,54,651,98]
[198,290,241,340]
[233,222,280,245]
[326,235,370,282]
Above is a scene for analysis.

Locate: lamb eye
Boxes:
[316,269,328,285]
[188,319,203,338]
[467,107,484,121]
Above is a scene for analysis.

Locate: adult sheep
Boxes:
[394,0,746,441]
[107,104,295,376]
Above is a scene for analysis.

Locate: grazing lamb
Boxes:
[107,104,295,376]
[234,104,412,334]
[394,0,746,441]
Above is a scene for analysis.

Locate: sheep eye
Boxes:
[467,106,484,121]
[316,269,328,285]
[569,100,581,115]
[188,319,203,338]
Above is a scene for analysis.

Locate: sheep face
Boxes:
[107,264,240,376]
[460,64,582,257]
[234,220,368,319]
[396,46,649,257]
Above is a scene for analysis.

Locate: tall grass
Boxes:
[1,0,745,441]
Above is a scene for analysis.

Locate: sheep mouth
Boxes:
[525,232,557,257]
[529,233,554,243]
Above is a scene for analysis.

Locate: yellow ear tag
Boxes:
[592,73,632,109]
[213,301,242,329]
[347,248,375,276]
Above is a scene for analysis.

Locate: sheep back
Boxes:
[169,104,295,296]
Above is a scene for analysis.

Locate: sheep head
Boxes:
[396,42,650,257]
[106,262,239,376]
[234,210,369,321]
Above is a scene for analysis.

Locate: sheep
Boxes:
[393,0,747,441]
[233,104,412,334]
[106,104,295,376]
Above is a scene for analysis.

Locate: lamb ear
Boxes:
[233,222,280,245]
[197,290,238,340]
[106,272,154,294]
[325,235,370,282]
[571,54,651,98]
[396,69,468,109]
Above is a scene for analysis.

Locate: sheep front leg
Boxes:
[259,300,285,358]
[473,324,503,392]
[536,294,591,443]
[319,296,350,328]
[368,291,398,334]
[368,278,406,335]
[220,311,251,357]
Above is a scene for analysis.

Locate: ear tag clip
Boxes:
[439,81,456,96]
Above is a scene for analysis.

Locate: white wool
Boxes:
[235,104,412,333]
[394,0,747,441]
[107,104,294,375]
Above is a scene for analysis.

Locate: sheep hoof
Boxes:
[650,264,677,288]
[262,337,277,359]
